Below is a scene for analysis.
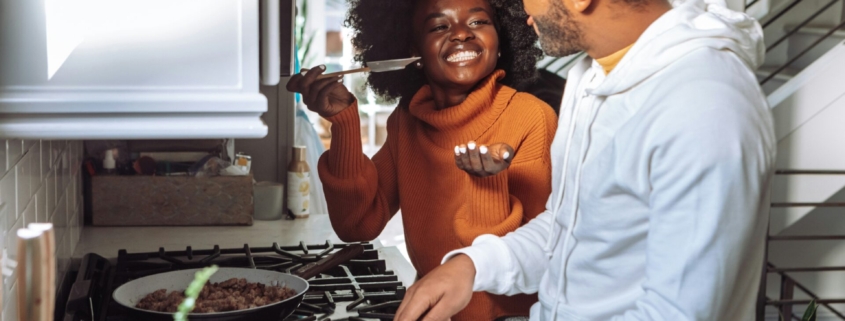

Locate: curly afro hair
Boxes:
[344,0,543,103]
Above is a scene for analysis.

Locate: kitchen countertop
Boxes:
[73,215,417,286]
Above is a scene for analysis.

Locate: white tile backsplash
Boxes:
[56,156,65,201]
[3,282,17,321]
[69,172,77,214]
[74,142,83,171]
[7,140,22,168]
[48,141,60,170]
[22,199,34,227]
[39,142,48,186]
[0,141,6,173]
[54,194,68,241]
[4,216,23,298]
[46,141,54,170]
[0,204,7,258]
[0,170,15,229]
[22,140,36,155]
[35,185,46,224]
[57,232,71,281]
[16,155,31,216]
[0,140,83,320]
[5,216,22,262]
[46,169,56,219]
[31,142,42,192]
[77,198,84,230]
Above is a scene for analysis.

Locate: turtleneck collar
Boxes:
[408,70,515,145]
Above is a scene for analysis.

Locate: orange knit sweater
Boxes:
[318,70,557,321]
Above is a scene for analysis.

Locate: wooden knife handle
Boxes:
[16,229,51,321]
[28,223,55,321]
[293,244,365,279]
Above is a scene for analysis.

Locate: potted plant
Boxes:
[781,299,818,321]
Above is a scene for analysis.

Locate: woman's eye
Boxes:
[470,20,491,26]
[430,25,448,32]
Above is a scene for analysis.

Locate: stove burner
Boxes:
[59,241,406,321]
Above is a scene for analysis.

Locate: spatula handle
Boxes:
[299,67,371,79]
[318,67,371,79]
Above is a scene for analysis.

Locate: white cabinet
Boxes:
[0,0,271,139]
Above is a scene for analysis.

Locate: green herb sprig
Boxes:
[801,299,818,321]
[173,265,219,321]
[779,299,818,321]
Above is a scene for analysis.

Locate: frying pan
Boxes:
[112,244,364,320]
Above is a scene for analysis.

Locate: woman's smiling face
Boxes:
[412,0,500,90]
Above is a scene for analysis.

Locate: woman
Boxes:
[286,0,556,319]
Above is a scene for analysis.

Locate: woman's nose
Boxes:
[450,24,475,42]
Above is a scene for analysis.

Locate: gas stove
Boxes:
[58,241,406,321]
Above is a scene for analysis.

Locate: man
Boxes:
[395,0,776,318]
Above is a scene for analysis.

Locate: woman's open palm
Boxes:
[455,141,514,177]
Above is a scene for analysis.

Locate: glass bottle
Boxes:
[286,146,310,218]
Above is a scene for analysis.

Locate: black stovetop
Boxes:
[58,241,406,321]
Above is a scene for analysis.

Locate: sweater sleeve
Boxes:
[452,96,558,246]
[318,100,400,242]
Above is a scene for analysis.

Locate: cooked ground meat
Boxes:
[136,278,297,313]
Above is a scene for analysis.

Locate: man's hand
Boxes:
[455,141,514,178]
[395,254,477,321]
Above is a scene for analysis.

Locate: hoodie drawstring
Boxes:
[550,72,603,320]
[543,83,584,258]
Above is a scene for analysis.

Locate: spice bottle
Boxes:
[102,149,117,175]
[286,146,310,218]
[234,152,252,173]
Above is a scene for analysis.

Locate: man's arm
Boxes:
[447,208,554,295]
[612,81,774,320]
[395,195,556,321]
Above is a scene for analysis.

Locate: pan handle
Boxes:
[292,244,365,279]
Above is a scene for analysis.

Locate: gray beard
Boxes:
[534,1,585,57]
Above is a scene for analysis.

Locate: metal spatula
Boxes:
[303,57,420,79]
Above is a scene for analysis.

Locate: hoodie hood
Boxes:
[590,0,765,96]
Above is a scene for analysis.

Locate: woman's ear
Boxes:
[410,48,424,69]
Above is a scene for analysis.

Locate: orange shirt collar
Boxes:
[595,43,635,75]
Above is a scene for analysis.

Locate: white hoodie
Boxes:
[445,0,776,319]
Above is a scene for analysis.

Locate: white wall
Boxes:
[762,40,845,318]
[768,43,845,235]
[0,140,83,320]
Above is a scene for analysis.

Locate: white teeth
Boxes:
[446,51,479,63]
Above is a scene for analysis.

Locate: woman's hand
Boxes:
[285,65,356,118]
[454,141,514,177]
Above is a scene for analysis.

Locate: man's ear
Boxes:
[569,0,593,13]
